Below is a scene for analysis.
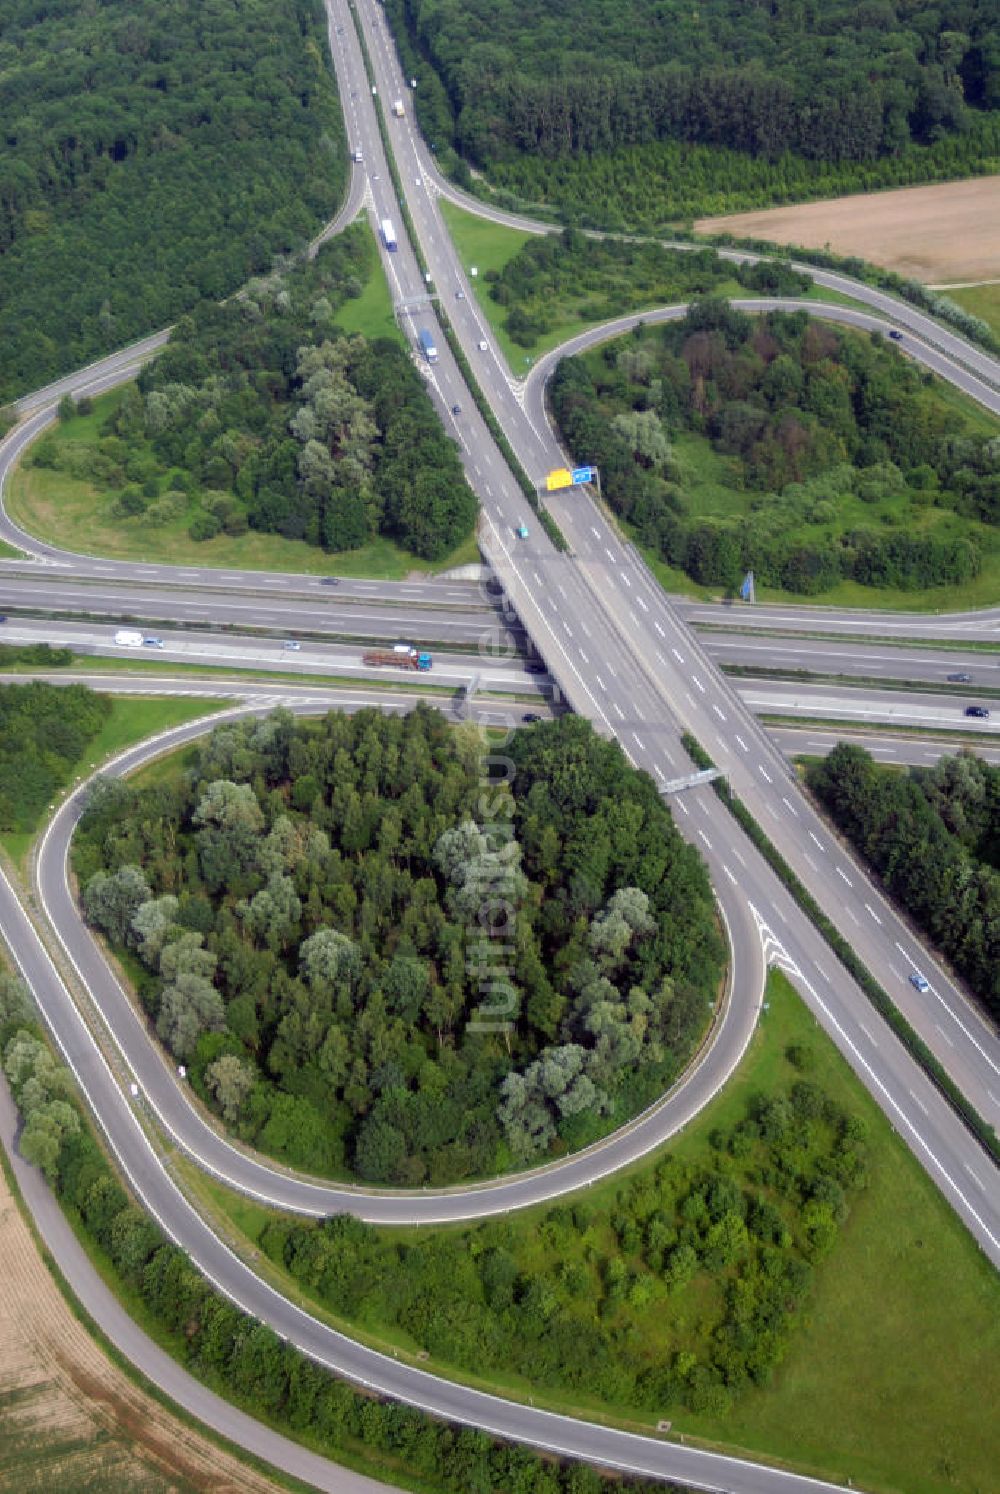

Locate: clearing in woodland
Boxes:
[696,177,1000,283]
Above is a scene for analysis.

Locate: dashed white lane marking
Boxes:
[713,704,726,721]
[936,1024,954,1048]
[759,765,772,783]
[605,547,615,562]
[632,733,645,750]
[910,1089,929,1115]
[619,572,632,589]
[733,848,747,868]
[698,830,712,849]
[579,649,589,664]
[736,735,748,751]
[781,795,798,816]
[809,831,824,850]
[595,674,607,690]
[636,596,648,612]
[654,621,665,637]
[859,1023,877,1046]
[671,648,684,663]
[676,799,689,816]
[964,1164,986,1192]
[692,675,706,693]
[865,903,882,925]
[836,867,852,886]
[804,852,817,872]
[722,865,737,885]
[613,702,625,719]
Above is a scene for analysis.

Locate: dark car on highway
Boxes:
[525,663,545,674]
[522,712,542,723]
[964,705,990,718]
[947,672,971,682]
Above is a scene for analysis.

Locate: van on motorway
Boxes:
[114,629,143,648]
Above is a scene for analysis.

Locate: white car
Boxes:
[478,339,488,352]
[283,640,302,652]
[129,1082,139,1098]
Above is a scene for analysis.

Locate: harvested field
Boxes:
[0,1165,280,1494]
[696,176,1000,282]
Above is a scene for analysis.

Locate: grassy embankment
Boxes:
[177,967,999,1494]
[0,695,227,870]
[439,198,869,372]
[944,282,1000,341]
[4,239,479,580]
[614,372,1000,612]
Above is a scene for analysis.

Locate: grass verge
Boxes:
[187,967,1000,1494]
[630,519,1000,614]
[6,390,481,581]
[933,281,1000,341]
[0,694,227,871]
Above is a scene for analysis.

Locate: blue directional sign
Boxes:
[571,466,595,485]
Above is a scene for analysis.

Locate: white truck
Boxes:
[114,629,143,648]
[392,99,405,118]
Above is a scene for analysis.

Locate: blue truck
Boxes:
[418,328,438,364]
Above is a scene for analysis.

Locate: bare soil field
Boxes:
[696,176,1000,282]
[0,1171,280,1494]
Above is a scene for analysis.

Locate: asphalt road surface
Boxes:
[0,618,541,695]
[0,0,997,1488]
[702,632,998,686]
[0,702,962,1494]
[0,1078,395,1494]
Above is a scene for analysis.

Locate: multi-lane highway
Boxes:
[0,0,998,1489]
[702,631,999,687]
[0,617,540,695]
[354,0,1000,1135]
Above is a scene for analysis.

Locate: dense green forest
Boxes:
[73,708,723,1182]
[0,680,110,832]
[484,116,1000,230]
[0,974,700,1494]
[808,745,1000,1022]
[551,300,1000,596]
[261,1065,867,1415]
[483,228,809,349]
[0,0,345,401]
[388,0,1000,216]
[30,227,476,559]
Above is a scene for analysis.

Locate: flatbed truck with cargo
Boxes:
[363,647,432,671]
